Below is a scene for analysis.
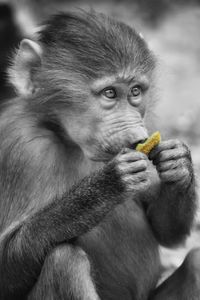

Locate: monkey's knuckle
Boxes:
[133,161,147,172]
[159,171,170,181]
[181,145,190,157]
[177,141,191,156]
[126,184,134,192]
[180,159,190,172]
[113,154,121,164]
[187,160,194,174]
[115,154,125,163]
[110,162,124,181]
[158,162,170,172]
[182,167,190,179]
[140,178,151,189]
[184,145,192,160]
[156,164,162,172]
[179,157,186,164]
[140,160,148,168]
[159,152,166,162]
[115,165,124,178]
[115,162,123,171]
[141,175,149,182]
[118,164,131,176]
[181,141,189,149]
[145,178,151,186]
[157,160,166,167]
[173,139,182,147]
[112,157,123,170]
[123,178,134,190]
[136,173,148,182]
[121,175,131,185]
[138,152,148,160]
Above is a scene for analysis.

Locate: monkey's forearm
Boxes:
[0,164,124,299]
[146,177,197,247]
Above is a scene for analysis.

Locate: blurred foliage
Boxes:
[10,0,200,26]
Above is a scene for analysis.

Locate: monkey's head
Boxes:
[10,11,157,162]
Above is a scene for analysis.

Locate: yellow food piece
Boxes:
[136,131,161,155]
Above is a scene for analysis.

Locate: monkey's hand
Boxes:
[113,148,150,193]
[149,140,193,189]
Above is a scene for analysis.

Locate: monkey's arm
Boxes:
[146,178,196,246]
[0,162,124,299]
[145,140,197,247]
[0,112,125,299]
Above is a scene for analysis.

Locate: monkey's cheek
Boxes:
[81,145,114,162]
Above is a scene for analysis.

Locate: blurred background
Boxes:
[0,0,200,284]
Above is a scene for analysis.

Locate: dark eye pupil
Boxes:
[131,86,141,97]
[104,89,116,98]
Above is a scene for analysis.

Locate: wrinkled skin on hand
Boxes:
[149,140,193,189]
[113,148,151,193]
[110,139,193,194]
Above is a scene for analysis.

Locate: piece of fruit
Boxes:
[136,131,161,155]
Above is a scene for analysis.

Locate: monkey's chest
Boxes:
[76,200,160,300]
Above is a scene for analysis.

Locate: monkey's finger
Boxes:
[123,171,149,183]
[118,150,147,162]
[151,148,189,165]
[118,160,148,174]
[156,158,186,172]
[125,177,150,192]
[126,181,150,192]
[158,168,190,183]
[149,140,184,160]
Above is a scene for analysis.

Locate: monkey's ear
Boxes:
[9,39,42,96]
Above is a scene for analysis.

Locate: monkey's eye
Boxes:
[130,85,142,97]
[102,88,117,99]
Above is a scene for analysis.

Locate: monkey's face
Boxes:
[37,12,156,162]
[62,72,153,162]
[10,11,156,162]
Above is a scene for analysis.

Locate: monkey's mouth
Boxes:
[94,139,147,162]
[102,139,147,156]
[130,139,147,150]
